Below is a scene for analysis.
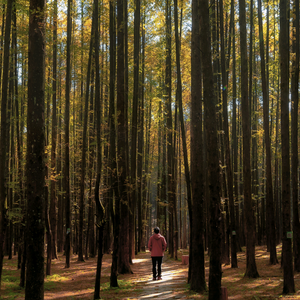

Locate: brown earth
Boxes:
[3,245,300,299]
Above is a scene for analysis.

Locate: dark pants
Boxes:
[152,257,163,278]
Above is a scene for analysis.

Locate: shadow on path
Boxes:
[128,252,190,299]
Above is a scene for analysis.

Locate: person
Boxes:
[148,227,167,280]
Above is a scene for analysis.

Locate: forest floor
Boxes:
[3,244,300,299]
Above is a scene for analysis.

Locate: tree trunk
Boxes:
[199,0,222,297]
[50,0,58,261]
[280,0,295,293]
[190,0,206,292]
[291,0,300,272]
[93,0,104,295]
[78,6,95,262]
[257,0,277,265]
[130,0,140,257]
[0,0,12,286]
[220,0,237,268]
[117,0,132,275]
[239,0,259,278]
[64,0,72,268]
[25,0,46,297]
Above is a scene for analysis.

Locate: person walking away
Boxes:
[148,227,167,280]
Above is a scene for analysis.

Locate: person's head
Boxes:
[154,227,160,234]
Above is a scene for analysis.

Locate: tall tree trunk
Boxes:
[220,0,237,268]
[64,0,72,268]
[93,0,105,296]
[109,0,119,288]
[291,0,300,272]
[0,0,12,286]
[257,0,277,264]
[130,0,140,257]
[78,6,95,262]
[165,0,174,258]
[25,0,46,297]
[280,0,295,293]
[199,0,222,298]
[117,0,132,275]
[50,0,58,261]
[239,0,259,278]
[190,0,206,292]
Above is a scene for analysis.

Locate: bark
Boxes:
[130,0,140,256]
[0,0,13,286]
[25,0,46,297]
[50,0,58,261]
[93,0,104,295]
[280,0,295,293]
[239,0,259,278]
[257,0,277,264]
[190,0,206,292]
[291,0,300,272]
[117,0,132,275]
[220,0,237,268]
[64,0,72,268]
[199,0,222,297]
[78,6,95,262]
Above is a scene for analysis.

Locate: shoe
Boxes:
[158,276,162,280]
[153,277,156,280]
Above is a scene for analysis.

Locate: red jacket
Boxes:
[148,233,167,257]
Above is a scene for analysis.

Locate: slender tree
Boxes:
[0,0,13,287]
[257,0,277,264]
[50,0,58,261]
[64,0,72,268]
[291,0,300,272]
[199,0,222,297]
[25,0,46,297]
[239,0,259,278]
[190,0,206,292]
[280,0,295,293]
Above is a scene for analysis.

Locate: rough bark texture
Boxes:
[25,0,46,298]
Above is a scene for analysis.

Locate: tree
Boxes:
[291,0,300,272]
[0,0,13,287]
[25,0,46,297]
[280,0,295,293]
[239,0,259,278]
[220,0,237,268]
[64,0,72,269]
[117,0,132,275]
[257,0,277,265]
[50,0,58,261]
[199,0,222,297]
[190,0,206,292]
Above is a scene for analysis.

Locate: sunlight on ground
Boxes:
[45,288,94,299]
[139,290,173,299]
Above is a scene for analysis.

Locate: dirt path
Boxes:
[128,252,189,300]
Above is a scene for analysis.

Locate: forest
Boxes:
[0,0,299,298]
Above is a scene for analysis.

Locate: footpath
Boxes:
[128,252,191,300]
